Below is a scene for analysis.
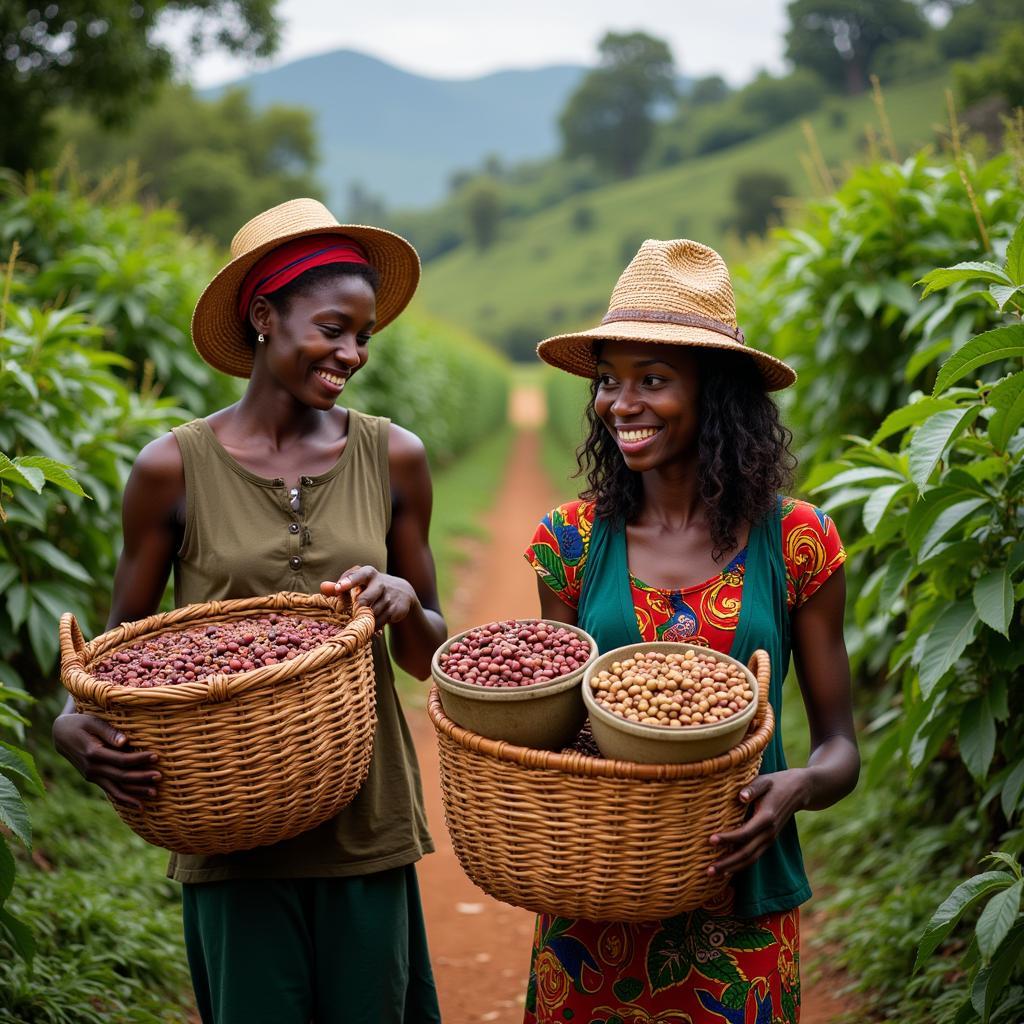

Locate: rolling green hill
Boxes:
[416,71,955,356]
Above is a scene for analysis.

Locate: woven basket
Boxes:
[59,591,377,856]
[429,649,774,922]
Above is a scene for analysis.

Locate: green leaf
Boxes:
[987,372,1024,452]
[695,950,743,985]
[0,905,35,963]
[878,550,913,610]
[5,584,29,632]
[0,743,43,796]
[976,878,1022,962]
[721,982,751,1010]
[1004,216,1024,285]
[872,397,958,444]
[25,539,92,584]
[1001,760,1024,819]
[0,837,12,902]
[960,696,997,781]
[862,483,905,533]
[917,262,1011,296]
[971,921,1024,1022]
[915,871,1013,970]
[647,929,694,993]
[917,497,988,562]
[933,325,1024,395]
[811,466,905,492]
[612,977,644,1003]
[989,283,1024,311]
[908,408,981,488]
[531,543,568,593]
[974,569,1013,637]
[0,454,44,494]
[854,282,882,318]
[0,565,18,593]
[0,775,31,847]
[918,601,980,698]
[14,456,87,497]
[26,599,58,672]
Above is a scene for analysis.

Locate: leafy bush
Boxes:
[1,170,238,414]
[809,218,1024,1020]
[345,313,509,465]
[0,749,192,1023]
[738,149,1024,473]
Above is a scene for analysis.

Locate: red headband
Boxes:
[237,233,371,320]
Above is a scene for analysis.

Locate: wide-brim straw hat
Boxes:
[192,198,421,378]
[537,238,796,391]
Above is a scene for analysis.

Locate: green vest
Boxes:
[165,411,433,884]
[577,499,811,918]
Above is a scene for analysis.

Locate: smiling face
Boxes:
[593,340,701,473]
[251,271,377,409]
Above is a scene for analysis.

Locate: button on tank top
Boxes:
[166,410,433,883]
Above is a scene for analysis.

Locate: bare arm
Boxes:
[323,424,446,679]
[710,567,860,875]
[536,577,578,624]
[52,433,184,807]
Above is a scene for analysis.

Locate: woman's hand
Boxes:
[707,768,811,877]
[320,565,420,628]
[52,712,160,810]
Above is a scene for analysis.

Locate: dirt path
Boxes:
[409,385,859,1024]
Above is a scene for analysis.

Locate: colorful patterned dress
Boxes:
[522,497,845,1024]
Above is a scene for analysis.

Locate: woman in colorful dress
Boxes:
[53,199,443,1023]
[523,239,859,1024]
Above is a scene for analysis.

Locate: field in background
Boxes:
[418,72,952,350]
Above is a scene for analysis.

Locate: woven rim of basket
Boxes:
[427,649,774,781]
[60,591,376,710]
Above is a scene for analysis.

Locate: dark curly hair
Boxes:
[243,263,380,347]
[577,346,796,559]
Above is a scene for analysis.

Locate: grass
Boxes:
[417,71,954,350]
[1,746,193,1024]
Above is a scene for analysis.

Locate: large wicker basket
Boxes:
[59,591,377,856]
[429,649,774,922]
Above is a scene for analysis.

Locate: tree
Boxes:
[727,170,793,237]
[739,69,824,125]
[955,24,1024,109]
[784,0,927,94]
[56,83,319,243]
[687,75,731,107]
[558,31,677,178]
[0,1,280,172]
[464,180,502,249]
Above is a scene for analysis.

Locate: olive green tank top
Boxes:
[165,411,433,884]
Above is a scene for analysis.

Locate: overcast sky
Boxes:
[172,0,792,87]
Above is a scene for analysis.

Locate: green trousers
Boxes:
[181,866,441,1024]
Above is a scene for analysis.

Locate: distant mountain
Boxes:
[206,49,588,211]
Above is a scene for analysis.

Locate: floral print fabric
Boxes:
[521,497,844,1022]
[525,497,846,651]
[526,898,800,1024]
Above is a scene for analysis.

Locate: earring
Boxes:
[257,333,266,345]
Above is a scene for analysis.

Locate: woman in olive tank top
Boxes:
[53,200,445,1023]
[521,240,860,1023]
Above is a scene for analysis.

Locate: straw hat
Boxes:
[192,198,421,378]
[537,239,796,391]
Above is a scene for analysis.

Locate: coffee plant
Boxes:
[812,219,1024,1021]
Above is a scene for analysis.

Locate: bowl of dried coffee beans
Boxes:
[582,642,759,764]
[432,619,598,750]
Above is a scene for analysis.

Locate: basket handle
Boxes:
[747,649,770,700]
[59,612,87,667]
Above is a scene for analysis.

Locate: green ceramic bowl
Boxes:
[431,620,598,750]
[582,641,759,764]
